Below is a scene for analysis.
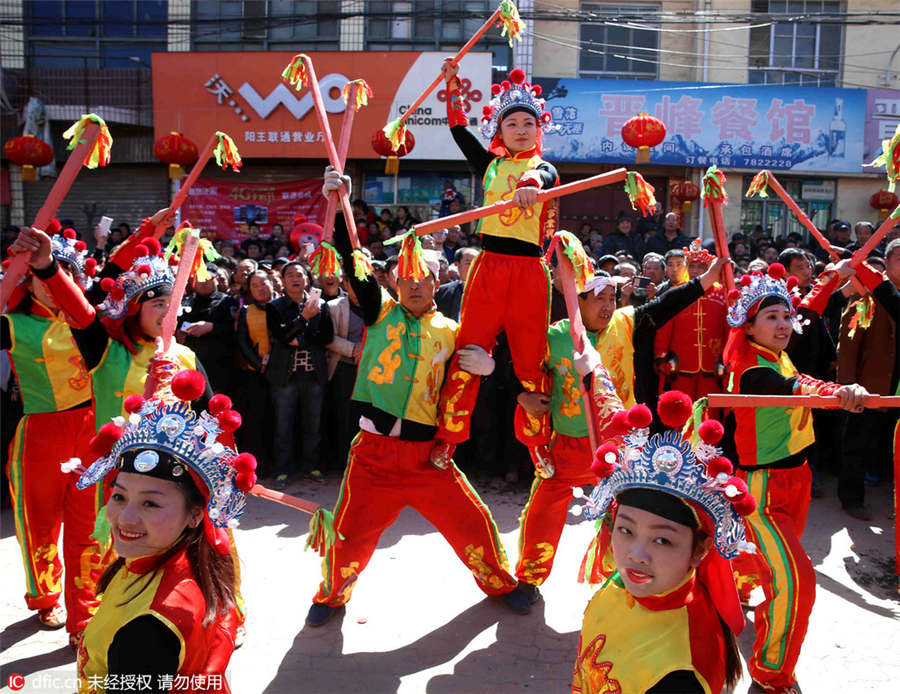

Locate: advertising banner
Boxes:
[532,77,867,174]
[863,88,900,173]
[180,177,325,242]
[152,51,491,160]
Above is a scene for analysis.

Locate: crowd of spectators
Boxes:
[2,200,898,497]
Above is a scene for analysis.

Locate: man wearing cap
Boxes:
[602,213,644,260]
[512,249,727,601]
[304,172,534,627]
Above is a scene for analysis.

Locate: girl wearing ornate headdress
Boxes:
[69,346,252,693]
[2,221,104,643]
[429,60,559,474]
[572,390,756,694]
[723,263,869,693]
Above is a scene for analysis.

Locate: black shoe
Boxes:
[843,504,872,522]
[305,603,337,627]
[502,585,532,615]
[518,581,541,605]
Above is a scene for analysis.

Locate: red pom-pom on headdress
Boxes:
[100,277,116,292]
[74,240,87,252]
[293,214,307,224]
[63,228,77,239]
[591,443,619,478]
[657,391,693,430]
[490,83,501,96]
[791,295,802,308]
[724,476,749,501]
[89,422,123,457]
[732,494,757,516]
[698,419,724,445]
[740,274,752,287]
[786,276,799,290]
[767,262,786,280]
[123,394,146,414]
[218,409,242,432]
[134,244,149,258]
[727,288,742,305]
[208,394,232,416]
[46,219,61,236]
[625,404,653,430]
[171,369,206,402]
[509,68,526,84]
[136,264,152,277]
[142,238,162,256]
[605,410,630,438]
[84,257,98,275]
[532,84,542,96]
[706,456,733,478]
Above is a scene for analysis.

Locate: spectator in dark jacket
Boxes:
[265,262,334,488]
[602,212,645,260]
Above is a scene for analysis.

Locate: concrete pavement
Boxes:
[1,475,898,693]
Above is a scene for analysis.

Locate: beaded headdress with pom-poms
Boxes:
[50,226,95,288]
[98,237,174,319]
[726,262,802,331]
[575,391,756,559]
[683,238,715,268]
[68,362,256,555]
[480,68,556,140]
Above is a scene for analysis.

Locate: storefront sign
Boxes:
[863,88,900,172]
[532,78,866,174]
[800,180,835,201]
[152,51,491,160]
[180,177,325,242]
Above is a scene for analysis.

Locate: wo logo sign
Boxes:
[237,73,349,120]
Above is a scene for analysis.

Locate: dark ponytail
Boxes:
[721,614,742,690]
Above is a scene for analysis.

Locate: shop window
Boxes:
[740,174,833,241]
[578,3,659,80]
[748,0,842,87]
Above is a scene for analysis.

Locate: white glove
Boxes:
[572,341,601,378]
[457,344,495,376]
[322,165,351,198]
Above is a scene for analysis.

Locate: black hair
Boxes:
[664,249,686,261]
[778,247,807,268]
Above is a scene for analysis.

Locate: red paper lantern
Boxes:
[621,113,667,163]
[371,128,415,175]
[870,189,899,220]
[153,131,200,180]
[673,181,700,213]
[4,134,54,181]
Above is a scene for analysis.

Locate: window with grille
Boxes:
[578,3,660,80]
[748,0,843,87]
[191,0,339,51]
[27,0,167,68]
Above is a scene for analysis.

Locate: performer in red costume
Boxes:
[572,390,756,694]
[724,262,869,693]
[2,223,105,643]
[71,348,251,693]
[430,60,559,472]
[653,240,728,415]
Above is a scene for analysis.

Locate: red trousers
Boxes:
[6,406,106,633]
[437,251,550,446]
[516,434,594,585]
[313,431,518,606]
[737,464,815,690]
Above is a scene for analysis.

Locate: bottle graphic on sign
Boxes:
[829,98,846,158]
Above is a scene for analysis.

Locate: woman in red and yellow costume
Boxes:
[573,389,757,694]
[68,352,253,693]
[430,60,558,473]
[2,222,104,643]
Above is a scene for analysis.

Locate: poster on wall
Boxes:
[152,51,491,160]
[532,78,867,174]
[180,177,326,243]
[863,89,900,173]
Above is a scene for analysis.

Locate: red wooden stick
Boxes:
[169,133,217,215]
[762,172,867,295]
[160,232,198,351]
[0,123,101,309]
[321,81,360,245]
[851,208,900,266]
[553,243,599,450]
[249,484,321,515]
[410,168,629,237]
[393,5,502,130]
[707,393,900,409]
[284,58,361,248]
[706,200,735,293]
